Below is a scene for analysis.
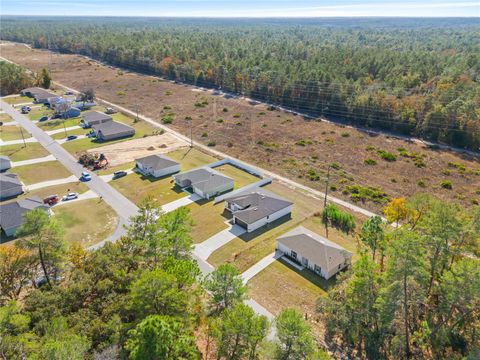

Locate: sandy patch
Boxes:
[87,133,188,166]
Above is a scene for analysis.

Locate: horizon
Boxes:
[1,0,479,18]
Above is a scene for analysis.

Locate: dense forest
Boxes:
[1,17,479,150]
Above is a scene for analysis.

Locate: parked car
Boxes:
[21,106,31,114]
[105,107,117,114]
[66,135,78,141]
[38,116,49,122]
[43,194,60,205]
[80,171,92,181]
[51,113,62,119]
[112,170,127,179]
[62,192,79,201]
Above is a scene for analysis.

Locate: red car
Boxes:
[43,195,60,206]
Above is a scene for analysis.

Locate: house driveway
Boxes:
[193,224,246,260]
[0,137,37,146]
[26,174,78,191]
[56,134,88,144]
[99,169,135,182]
[241,251,281,284]
[46,125,82,135]
[162,193,202,213]
[52,189,99,207]
[11,154,56,167]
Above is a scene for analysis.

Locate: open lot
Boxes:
[3,43,478,212]
[10,160,72,185]
[0,142,49,161]
[54,199,118,248]
[2,95,32,105]
[0,125,30,141]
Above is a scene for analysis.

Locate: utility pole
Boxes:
[19,126,26,147]
[323,165,331,238]
[190,120,193,148]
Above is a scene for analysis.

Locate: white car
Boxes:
[62,192,79,201]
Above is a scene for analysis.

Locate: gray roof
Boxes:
[174,167,233,193]
[82,111,112,123]
[226,188,292,224]
[136,154,179,170]
[0,155,11,168]
[22,87,56,101]
[0,196,49,232]
[277,226,352,271]
[0,173,23,191]
[93,120,134,137]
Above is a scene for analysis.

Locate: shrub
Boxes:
[417,180,426,188]
[295,139,313,146]
[366,145,376,151]
[194,98,209,107]
[185,116,192,120]
[440,180,453,189]
[222,107,228,112]
[163,105,171,110]
[341,132,350,138]
[235,122,242,126]
[306,168,320,181]
[325,138,334,145]
[344,184,389,203]
[364,158,377,166]
[233,113,241,118]
[207,141,216,147]
[201,132,208,137]
[321,204,356,234]
[330,185,337,191]
[330,162,341,170]
[258,111,266,116]
[116,91,125,96]
[161,115,173,124]
[216,118,224,123]
[377,150,396,161]
[165,90,173,95]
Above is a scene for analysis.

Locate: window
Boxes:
[291,251,297,260]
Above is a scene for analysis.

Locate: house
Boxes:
[0,197,51,238]
[47,97,81,118]
[224,188,293,232]
[276,226,352,280]
[81,111,112,128]
[136,154,180,178]
[92,121,135,141]
[0,173,24,200]
[21,87,56,103]
[173,167,234,199]
[0,155,12,171]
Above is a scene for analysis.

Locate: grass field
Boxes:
[22,182,88,200]
[38,117,79,130]
[0,125,30,141]
[50,127,87,140]
[214,164,260,188]
[54,199,118,248]
[186,200,230,244]
[0,143,49,162]
[0,113,13,122]
[2,95,32,105]
[11,161,72,185]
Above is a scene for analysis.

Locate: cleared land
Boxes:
[54,199,118,247]
[10,161,72,185]
[0,142,49,161]
[0,125,30,141]
[2,43,478,211]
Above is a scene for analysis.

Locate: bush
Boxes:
[233,113,241,118]
[440,180,453,189]
[295,139,313,146]
[417,180,426,188]
[321,204,356,234]
[194,98,209,107]
[216,118,224,123]
[207,140,216,147]
[116,91,125,96]
[184,116,192,120]
[377,150,396,161]
[306,168,320,181]
[222,107,228,112]
[161,115,173,124]
[364,158,377,166]
[344,184,389,203]
[330,162,341,170]
[201,132,208,137]
[165,90,173,95]
[366,145,376,151]
[341,132,350,138]
[163,105,171,110]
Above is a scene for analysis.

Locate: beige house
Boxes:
[276,226,352,279]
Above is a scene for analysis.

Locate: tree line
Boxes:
[0,60,51,96]
[1,17,479,150]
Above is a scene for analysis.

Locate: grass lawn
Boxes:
[186,199,230,244]
[0,125,30,141]
[11,161,72,185]
[248,259,333,316]
[26,106,53,121]
[0,113,13,122]
[50,127,87,140]
[54,199,118,248]
[22,182,88,200]
[166,147,217,171]
[110,172,187,206]
[214,164,260,189]
[96,161,135,175]
[38,117,80,130]
[207,181,363,272]
[0,143,49,162]
[3,95,32,105]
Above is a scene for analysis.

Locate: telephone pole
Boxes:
[323,165,331,238]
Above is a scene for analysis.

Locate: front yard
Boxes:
[186,200,230,244]
[22,182,88,200]
[50,127,87,140]
[11,161,72,185]
[0,125,30,141]
[2,95,32,105]
[0,143,49,162]
[38,117,79,131]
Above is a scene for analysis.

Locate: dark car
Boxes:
[66,135,78,141]
[112,170,127,179]
[38,116,49,122]
[51,113,62,119]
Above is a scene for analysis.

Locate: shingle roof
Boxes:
[226,188,292,224]
[0,156,11,168]
[174,167,233,193]
[0,173,23,191]
[92,120,134,137]
[82,111,112,123]
[22,87,56,101]
[0,196,49,232]
[136,154,179,170]
[277,226,352,271]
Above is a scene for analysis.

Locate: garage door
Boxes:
[234,217,248,230]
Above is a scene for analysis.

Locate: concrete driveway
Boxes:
[26,175,78,191]
[193,224,246,260]
[162,193,202,213]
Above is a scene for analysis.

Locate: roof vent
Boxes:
[253,207,258,211]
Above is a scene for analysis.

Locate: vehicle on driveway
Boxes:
[66,135,78,141]
[80,171,92,181]
[112,170,127,179]
[51,113,62,119]
[38,116,49,122]
[105,107,117,114]
[43,194,60,206]
[62,192,79,201]
[21,106,31,114]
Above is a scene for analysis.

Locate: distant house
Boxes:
[47,97,81,118]
[224,188,293,232]
[0,173,24,200]
[92,121,135,141]
[136,154,180,178]
[81,111,112,128]
[0,197,51,238]
[276,226,352,280]
[63,107,81,119]
[0,155,12,171]
[173,167,234,199]
[21,87,56,103]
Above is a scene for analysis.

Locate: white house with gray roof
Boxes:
[0,197,51,238]
[276,226,352,279]
[173,167,234,199]
[93,121,135,141]
[224,188,293,232]
[0,155,12,171]
[0,173,24,200]
[135,154,180,178]
[81,111,112,128]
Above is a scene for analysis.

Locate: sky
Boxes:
[1,0,479,17]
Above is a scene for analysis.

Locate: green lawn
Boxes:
[0,143,49,162]
[50,127,87,140]
[54,199,118,248]
[3,95,32,105]
[96,161,135,175]
[110,172,187,206]
[38,117,80,131]
[22,182,88,201]
[186,200,230,244]
[0,125,30,141]
[10,161,72,185]
[214,164,260,189]
[0,113,13,122]
[27,106,53,121]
